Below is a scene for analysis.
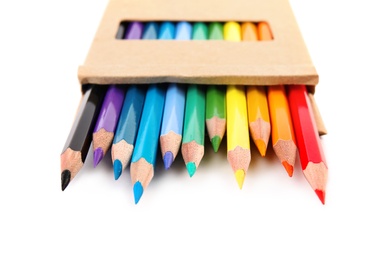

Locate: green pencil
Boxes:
[206,22,226,152]
[181,22,207,177]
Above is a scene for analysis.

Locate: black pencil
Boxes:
[60,85,107,191]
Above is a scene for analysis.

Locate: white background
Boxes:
[1,0,389,259]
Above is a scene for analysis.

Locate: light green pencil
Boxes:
[181,22,207,177]
[206,22,226,152]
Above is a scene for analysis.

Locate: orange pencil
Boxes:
[287,85,328,204]
[267,85,297,177]
[258,22,273,41]
[241,22,271,156]
[259,21,296,176]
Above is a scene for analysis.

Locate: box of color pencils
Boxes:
[61,0,329,205]
[78,0,318,89]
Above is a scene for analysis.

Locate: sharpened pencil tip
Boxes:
[61,170,71,191]
[93,148,104,167]
[315,189,326,205]
[234,169,245,189]
[163,152,174,169]
[113,160,122,180]
[211,136,221,152]
[186,162,197,177]
[133,181,144,204]
[282,161,294,177]
[254,140,267,157]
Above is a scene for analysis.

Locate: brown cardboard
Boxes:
[78,0,319,92]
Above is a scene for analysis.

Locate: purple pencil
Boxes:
[92,22,143,167]
[92,85,126,167]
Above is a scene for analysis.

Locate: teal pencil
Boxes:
[111,85,146,180]
[181,22,207,177]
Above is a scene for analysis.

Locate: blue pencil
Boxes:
[160,21,191,169]
[142,22,159,40]
[157,21,175,40]
[130,84,166,204]
[130,22,174,204]
[111,85,146,180]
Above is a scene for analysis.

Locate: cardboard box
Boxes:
[77,0,325,134]
[78,0,318,87]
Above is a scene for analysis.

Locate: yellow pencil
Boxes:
[224,22,251,189]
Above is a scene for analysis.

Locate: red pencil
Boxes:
[287,84,328,204]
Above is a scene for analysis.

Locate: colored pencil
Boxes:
[206,22,226,152]
[130,84,166,204]
[123,21,144,40]
[180,22,207,177]
[257,21,297,176]
[208,22,224,40]
[241,22,271,156]
[267,85,297,177]
[92,22,140,167]
[160,21,191,169]
[224,21,251,189]
[60,85,107,191]
[111,85,146,180]
[287,85,328,204]
[142,22,159,40]
[116,23,126,39]
[130,22,173,204]
[92,85,125,167]
[158,21,175,40]
[258,21,273,41]
[110,22,145,179]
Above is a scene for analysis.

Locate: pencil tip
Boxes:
[282,161,294,177]
[211,136,221,152]
[234,169,245,189]
[93,148,104,167]
[315,189,326,205]
[113,160,122,180]
[163,152,174,169]
[61,170,71,191]
[186,162,197,177]
[254,140,267,157]
[133,181,144,204]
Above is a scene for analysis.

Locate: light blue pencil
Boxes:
[160,21,192,169]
